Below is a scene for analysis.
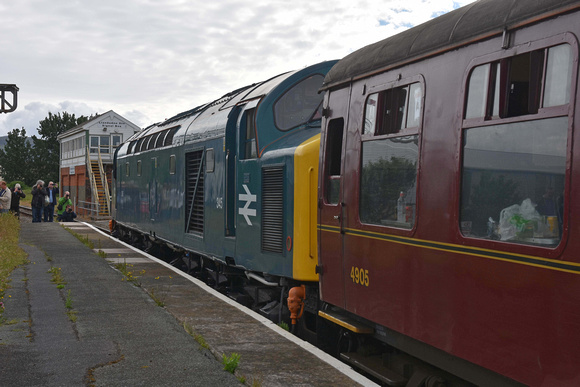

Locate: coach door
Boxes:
[319,90,349,307]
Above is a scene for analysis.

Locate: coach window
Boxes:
[125,162,130,177]
[460,42,574,247]
[544,44,573,107]
[359,82,422,229]
[137,160,142,177]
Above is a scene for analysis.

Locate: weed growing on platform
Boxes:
[183,322,210,350]
[48,267,66,286]
[64,290,78,322]
[97,250,107,259]
[222,352,241,373]
[149,287,165,307]
[65,290,73,309]
[149,276,173,307]
[0,214,28,321]
[64,228,94,250]
[115,260,144,287]
[278,321,289,331]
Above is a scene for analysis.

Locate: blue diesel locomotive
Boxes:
[113,60,336,328]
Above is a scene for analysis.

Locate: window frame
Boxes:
[462,33,576,130]
[358,75,425,232]
[458,33,577,256]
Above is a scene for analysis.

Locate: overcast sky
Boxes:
[0,0,476,138]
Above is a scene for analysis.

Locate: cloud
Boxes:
[0,0,476,137]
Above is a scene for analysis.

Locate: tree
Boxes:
[30,112,92,183]
[0,128,34,184]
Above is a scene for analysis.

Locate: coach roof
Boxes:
[322,0,580,90]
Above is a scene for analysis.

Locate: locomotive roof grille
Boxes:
[323,0,580,89]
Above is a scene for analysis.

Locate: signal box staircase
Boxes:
[86,146,111,218]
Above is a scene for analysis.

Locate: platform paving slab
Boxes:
[2,220,375,386]
[1,222,239,387]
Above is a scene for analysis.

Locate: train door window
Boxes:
[125,162,130,177]
[324,118,344,204]
[360,136,419,228]
[169,155,176,175]
[460,40,575,247]
[206,149,214,173]
[242,109,257,159]
[137,160,142,177]
[360,81,422,229]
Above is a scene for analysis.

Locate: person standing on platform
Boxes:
[57,191,73,221]
[43,181,59,222]
[0,181,12,214]
[10,183,26,218]
[31,180,47,223]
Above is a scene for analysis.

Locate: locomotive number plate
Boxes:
[350,266,369,287]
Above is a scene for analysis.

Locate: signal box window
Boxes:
[460,42,573,247]
[324,118,344,204]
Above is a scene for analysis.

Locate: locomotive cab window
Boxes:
[242,109,257,159]
[460,41,574,247]
[274,74,325,131]
[360,82,422,229]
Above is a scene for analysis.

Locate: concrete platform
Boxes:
[0,220,376,386]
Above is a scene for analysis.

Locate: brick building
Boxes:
[57,110,140,218]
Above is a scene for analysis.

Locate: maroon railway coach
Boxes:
[317,0,580,385]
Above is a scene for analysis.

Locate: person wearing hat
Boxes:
[10,183,26,218]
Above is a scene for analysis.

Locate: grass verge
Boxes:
[0,214,28,321]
